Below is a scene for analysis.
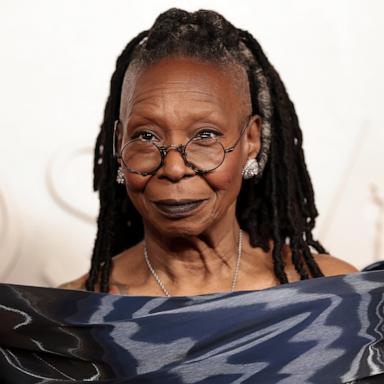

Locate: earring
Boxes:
[116,166,125,184]
[242,159,259,179]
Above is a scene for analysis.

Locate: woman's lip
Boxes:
[152,199,205,206]
[153,199,207,218]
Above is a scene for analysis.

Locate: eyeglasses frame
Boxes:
[113,115,252,176]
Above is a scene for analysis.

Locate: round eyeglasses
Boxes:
[113,117,251,176]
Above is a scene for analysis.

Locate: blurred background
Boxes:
[0,0,383,287]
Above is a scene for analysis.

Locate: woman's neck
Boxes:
[142,215,242,294]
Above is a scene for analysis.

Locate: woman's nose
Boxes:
[157,147,194,181]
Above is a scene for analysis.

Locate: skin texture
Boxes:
[60,57,358,296]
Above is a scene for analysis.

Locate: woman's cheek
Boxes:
[205,158,243,193]
[123,173,151,216]
[124,172,150,192]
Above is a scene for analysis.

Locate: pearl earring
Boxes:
[116,166,125,184]
[242,159,259,179]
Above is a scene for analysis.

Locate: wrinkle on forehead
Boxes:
[119,57,252,125]
[130,88,217,107]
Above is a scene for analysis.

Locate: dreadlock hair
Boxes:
[86,8,327,292]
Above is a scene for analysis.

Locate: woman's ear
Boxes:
[246,115,261,159]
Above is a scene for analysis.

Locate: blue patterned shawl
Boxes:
[0,270,384,383]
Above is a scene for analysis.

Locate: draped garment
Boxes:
[0,270,384,383]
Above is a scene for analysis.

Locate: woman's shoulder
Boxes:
[57,245,143,293]
[281,244,359,279]
[311,253,359,276]
[58,274,88,291]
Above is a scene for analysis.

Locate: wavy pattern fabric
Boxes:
[0,271,384,383]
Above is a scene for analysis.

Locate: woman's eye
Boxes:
[131,131,159,142]
[195,130,222,140]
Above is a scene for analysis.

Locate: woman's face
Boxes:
[119,57,260,238]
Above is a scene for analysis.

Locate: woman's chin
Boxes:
[145,215,213,239]
[155,222,209,239]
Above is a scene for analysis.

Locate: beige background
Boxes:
[0,0,383,287]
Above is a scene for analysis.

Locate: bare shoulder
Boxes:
[312,253,359,276]
[281,244,359,282]
[56,245,142,294]
[57,274,88,291]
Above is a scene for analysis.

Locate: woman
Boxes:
[60,8,357,296]
[1,8,383,384]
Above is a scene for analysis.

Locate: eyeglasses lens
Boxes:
[121,138,225,174]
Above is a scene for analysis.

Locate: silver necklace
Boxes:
[144,229,243,297]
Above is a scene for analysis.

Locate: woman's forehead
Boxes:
[119,56,251,123]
